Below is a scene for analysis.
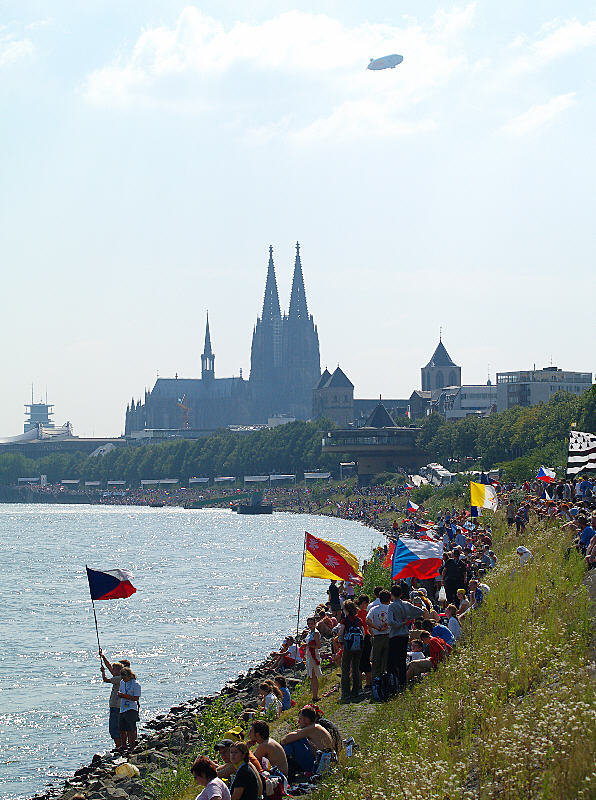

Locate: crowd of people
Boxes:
[91,472,595,799]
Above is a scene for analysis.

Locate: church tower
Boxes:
[280,242,321,419]
[249,247,283,418]
[201,312,215,382]
[421,336,461,391]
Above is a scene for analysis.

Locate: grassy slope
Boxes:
[177,512,595,800]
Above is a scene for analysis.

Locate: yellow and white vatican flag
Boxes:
[470,481,498,511]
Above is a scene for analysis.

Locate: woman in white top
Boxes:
[191,755,231,800]
[258,681,282,718]
[445,604,463,640]
[304,616,322,703]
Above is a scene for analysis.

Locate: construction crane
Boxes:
[177,394,191,429]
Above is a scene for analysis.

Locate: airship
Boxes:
[367,54,404,70]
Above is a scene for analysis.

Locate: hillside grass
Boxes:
[169,512,595,800]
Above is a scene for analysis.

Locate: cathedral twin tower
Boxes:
[250,242,321,420]
[125,244,321,434]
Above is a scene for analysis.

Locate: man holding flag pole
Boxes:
[86,566,137,750]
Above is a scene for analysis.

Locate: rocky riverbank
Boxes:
[29,614,341,800]
[27,508,392,800]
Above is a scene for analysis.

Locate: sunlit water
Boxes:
[0,504,377,799]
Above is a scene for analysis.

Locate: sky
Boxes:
[1,0,595,437]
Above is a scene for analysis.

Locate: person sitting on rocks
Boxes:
[258,681,282,718]
[191,755,231,800]
[273,675,292,711]
[228,742,263,800]
[270,636,303,672]
[248,720,288,776]
[280,705,334,781]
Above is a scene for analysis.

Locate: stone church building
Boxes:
[125,244,321,434]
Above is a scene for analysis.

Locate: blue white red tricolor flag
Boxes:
[86,567,137,601]
[536,466,556,483]
[406,500,419,514]
[391,538,443,580]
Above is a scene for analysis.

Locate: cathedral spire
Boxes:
[201,312,215,381]
[288,241,308,320]
[203,311,213,356]
[262,245,281,324]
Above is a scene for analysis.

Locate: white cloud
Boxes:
[0,28,34,67]
[83,5,476,140]
[500,92,576,137]
[510,17,596,73]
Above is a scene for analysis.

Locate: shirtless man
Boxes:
[281,706,333,780]
[248,721,288,776]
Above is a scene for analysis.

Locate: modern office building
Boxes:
[496,367,592,412]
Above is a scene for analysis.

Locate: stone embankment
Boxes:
[30,508,391,800]
[31,640,328,800]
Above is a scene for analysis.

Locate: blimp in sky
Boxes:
[367,54,404,70]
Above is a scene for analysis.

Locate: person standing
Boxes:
[366,589,391,679]
[99,650,123,752]
[327,580,341,616]
[118,667,141,751]
[304,617,322,703]
[337,600,364,703]
[387,584,423,689]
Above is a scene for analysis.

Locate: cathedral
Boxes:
[125,244,321,434]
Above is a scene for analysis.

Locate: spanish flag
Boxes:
[303,532,363,586]
[470,481,498,511]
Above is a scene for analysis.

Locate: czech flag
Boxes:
[391,538,443,580]
[406,500,419,514]
[86,567,137,601]
[303,533,363,586]
[536,466,556,484]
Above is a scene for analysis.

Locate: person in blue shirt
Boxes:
[421,619,455,646]
[274,675,292,711]
[579,518,596,554]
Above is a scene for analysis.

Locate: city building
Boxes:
[312,366,354,427]
[322,401,426,483]
[496,367,592,412]
[430,384,497,419]
[125,243,321,434]
[421,338,461,391]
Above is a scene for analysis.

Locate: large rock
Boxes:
[103,789,130,800]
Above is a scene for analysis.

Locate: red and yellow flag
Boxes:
[303,532,363,586]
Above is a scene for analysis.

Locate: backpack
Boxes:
[343,619,363,651]
[371,671,397,702]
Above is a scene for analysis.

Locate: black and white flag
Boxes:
[567,430,596,476]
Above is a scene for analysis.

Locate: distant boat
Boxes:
[236,491,273,515]
[368,54,403,70]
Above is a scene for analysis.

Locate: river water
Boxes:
[0,504,377,800]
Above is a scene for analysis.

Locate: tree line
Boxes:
[0,387,594,486]
[0,419,340,485]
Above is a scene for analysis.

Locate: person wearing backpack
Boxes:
[337,600,364,703]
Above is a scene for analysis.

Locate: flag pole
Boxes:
[295,532,308,656]
[86,565,102,662]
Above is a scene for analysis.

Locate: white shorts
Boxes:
[306,650,322,680]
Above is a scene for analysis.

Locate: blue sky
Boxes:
[1,1,594,436]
